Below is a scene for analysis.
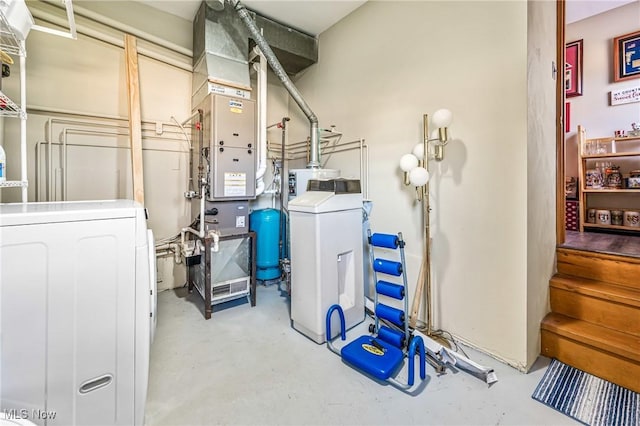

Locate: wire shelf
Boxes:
[0,180,28,188]
[0,10,25,56]
[0,89,26,118]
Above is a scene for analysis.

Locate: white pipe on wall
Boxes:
[253,47,268,197]
[29,9,192,72]
[31,24,76,39]
[180,185,206,248]
[41,113,189,201]
[20,42,27,202]
[70,3,192,57]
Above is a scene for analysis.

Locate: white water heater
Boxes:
[289,179,364,343]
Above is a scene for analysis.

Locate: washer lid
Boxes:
[0,200,141,226]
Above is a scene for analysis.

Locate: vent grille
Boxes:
[230,280,248,294]
[211,278,250,302]
[212,284,230,298]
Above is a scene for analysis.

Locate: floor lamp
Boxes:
[399,109,453,342]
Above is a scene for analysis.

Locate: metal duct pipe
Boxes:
[230,0,320,169]
[206,0,225,11]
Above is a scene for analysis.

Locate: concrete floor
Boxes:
[145,285,578,426]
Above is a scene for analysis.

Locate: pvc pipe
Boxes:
[279,117,289,260]
[29,104,191,128]
[253,47,267,196]
[47,117,52,200]
[256,48,267,180]
[55,125,188,201]
[255,179,265,197]
[180,111,199,127]
[210,230,220,252]
[41,116,189,201]
[35,138,188,200]
[39,140,187,154]
[66,3,191,57]
[180,182,206,246]
[30,10,191,72]
[38,110,191,201]
[64,0,77,40]
[31,24,76,39]
[32,0,78,40]
[20,43,27,202]
[34,140,41,200]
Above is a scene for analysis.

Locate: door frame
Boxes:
[556,0,566,245]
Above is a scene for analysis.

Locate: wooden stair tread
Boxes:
[551,274,640,308]
[557,247,640,265]
[556,248,640,290]
[541,313,640,363]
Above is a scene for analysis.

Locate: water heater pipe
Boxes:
[253,46,267,196]
[179,183,206,254]
[231,0,320,168]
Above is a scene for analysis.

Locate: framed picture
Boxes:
[614,30,640,82]
[565,40,583,97]
[565,102,571,133]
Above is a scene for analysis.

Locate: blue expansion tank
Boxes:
[249,208,281,281]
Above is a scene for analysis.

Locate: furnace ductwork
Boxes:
[192,0,322,169]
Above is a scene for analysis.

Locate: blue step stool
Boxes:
[325,231,426,391]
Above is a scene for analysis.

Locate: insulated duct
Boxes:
[230,0,320,169]
[205,0,225,11]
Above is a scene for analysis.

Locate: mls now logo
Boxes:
[3,408,57,420]
[2,409,29,419]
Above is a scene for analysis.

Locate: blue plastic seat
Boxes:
[326,304,425,390]
[341,335,404,380]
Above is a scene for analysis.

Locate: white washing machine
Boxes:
[289,179,364,343]
[0,200,156,426]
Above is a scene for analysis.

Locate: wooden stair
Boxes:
[541,248,640,393]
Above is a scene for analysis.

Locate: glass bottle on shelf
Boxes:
[586,162,603,189]
[605,164,622,189]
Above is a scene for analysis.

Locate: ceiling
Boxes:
[565,0,638,24]
[135,0,367,36]
[135,0,639,35]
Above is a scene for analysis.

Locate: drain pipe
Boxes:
[230,0,320,169]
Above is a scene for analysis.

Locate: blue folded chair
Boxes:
[325,231,426,391]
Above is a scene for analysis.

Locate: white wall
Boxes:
[526,0,558,370]
[565,1,640,178]
[284,1,533,368]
